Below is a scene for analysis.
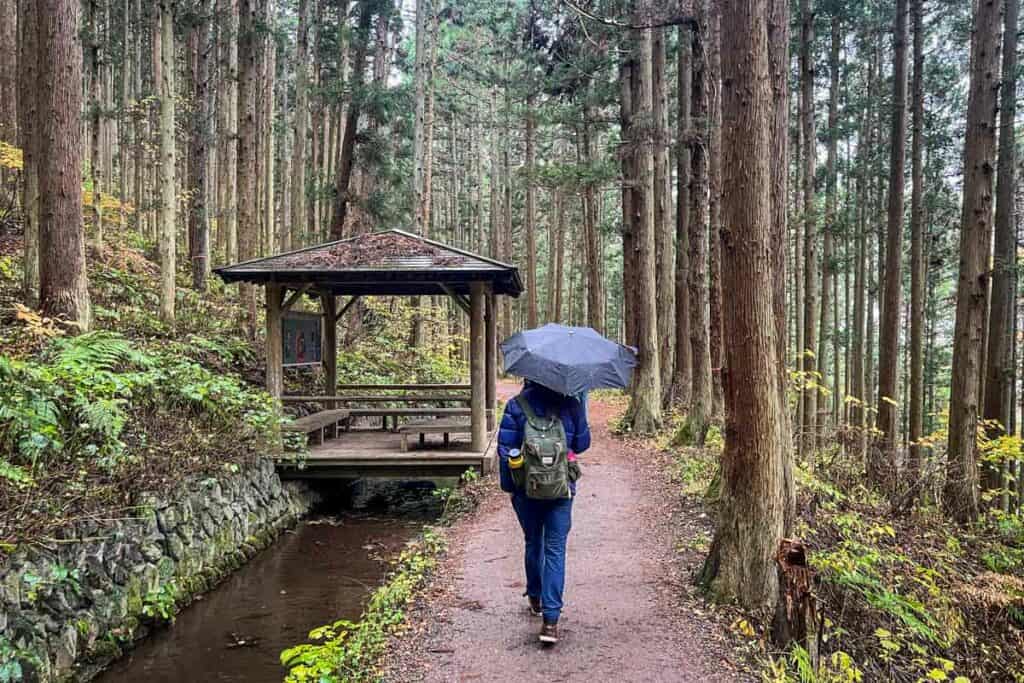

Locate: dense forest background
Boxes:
[1,0,1023,680]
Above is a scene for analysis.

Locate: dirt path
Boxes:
[385,392,747,682]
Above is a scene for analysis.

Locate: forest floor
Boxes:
[381,388,754,682]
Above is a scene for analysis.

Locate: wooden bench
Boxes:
[282,409,351,445]
[397,419,473,451]
[345,407,475,432]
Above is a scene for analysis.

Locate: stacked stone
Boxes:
[0,460,318,681]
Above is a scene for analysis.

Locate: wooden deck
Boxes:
[275,427,497,479]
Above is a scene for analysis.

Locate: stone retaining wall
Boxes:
[0,459,318,682]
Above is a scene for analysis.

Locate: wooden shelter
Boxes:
[214,229,522,455]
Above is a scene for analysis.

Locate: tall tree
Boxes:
[188,0,213,291]
[818,14,840,433]
[330,0,375,239]
[37,0,92,330]
[944,0,1003,523]
[18,0,39,306]
[0,0,16,144]
[219,0,239,261]
[289,0,310,251]
[908,0,926,486]
[673,9,693,407]
[524,92,539,328]
[768,0,794,527]
[238,0,259,333]
[708,0,724,417]
[624,0,661,434]
[799,0,817,453]
[157,0,176,324]
[653,24,675,397]
[86,0,104,247]
[875,0,909,490]
[701,0,788,611]
[581,95,605,334]
[685,0,712,444]
[412,0,432,236]
[982,0,1019,493]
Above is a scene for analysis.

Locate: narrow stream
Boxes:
[97,510,425,682]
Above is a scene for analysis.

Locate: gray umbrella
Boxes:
[500,323,638,396]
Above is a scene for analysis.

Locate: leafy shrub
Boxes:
[0,331,281,478]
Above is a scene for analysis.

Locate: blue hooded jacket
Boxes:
[497,382,591,493]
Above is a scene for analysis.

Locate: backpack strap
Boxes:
[516,395,558,430]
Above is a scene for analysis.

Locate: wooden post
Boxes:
[486,288,498,431]
[321,292,337,408]
[266,283,284,399]
[470,281,487,451]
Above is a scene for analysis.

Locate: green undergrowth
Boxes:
[280,469,488,682]
[775,463,1024,683]
[655,403,1024,682]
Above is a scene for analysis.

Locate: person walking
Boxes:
[497,379,590,645]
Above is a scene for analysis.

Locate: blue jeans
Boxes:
[510,492,573,623]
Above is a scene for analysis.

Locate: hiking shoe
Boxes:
[528,596,542,617]
[539,621,558,644]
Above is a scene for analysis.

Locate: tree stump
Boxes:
[772,538,821,669]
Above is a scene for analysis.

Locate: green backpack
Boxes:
[514,395,572,500]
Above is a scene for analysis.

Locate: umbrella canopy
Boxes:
[500,323,638,396]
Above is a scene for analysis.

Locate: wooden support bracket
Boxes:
[336,295,361,323]
[282,283,313,312]
[439,284,471,315]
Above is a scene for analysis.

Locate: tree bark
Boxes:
[701,0,788,612]
[157,0,176,325]
[38,0,92,330]
[874,0,909,491]
[982,0,1019,494]
[944,0,1003,523]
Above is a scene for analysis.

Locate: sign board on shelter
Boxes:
[282,311,322,367]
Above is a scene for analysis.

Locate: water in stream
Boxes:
[97,513,423,683]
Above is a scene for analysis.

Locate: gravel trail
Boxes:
[384,390,746,682]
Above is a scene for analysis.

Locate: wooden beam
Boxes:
[336,295,361,322]
[486,289,497,431]
[266,283,284,399]
[280,394,470,403]
[470,281,487,451]
[439,284,471,315]
[321,292,338,407]
[281,283,313,312]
